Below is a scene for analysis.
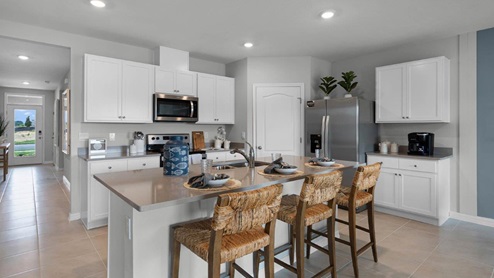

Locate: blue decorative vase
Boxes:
[163,136,189,176]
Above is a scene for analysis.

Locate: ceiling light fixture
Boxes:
[244,42,253,48]
[22,81,30,85]
[90,0,106,8]
[18,55,29,60]
[321,10,335,19]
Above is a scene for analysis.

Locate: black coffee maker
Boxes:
[408,132,434,156]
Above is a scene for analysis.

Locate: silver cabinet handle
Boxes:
[143,163,146,166]
[108,166,112,169]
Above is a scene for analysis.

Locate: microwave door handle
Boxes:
[190,101,195,118]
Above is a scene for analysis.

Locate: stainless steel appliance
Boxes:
[154,93,198,122]
[305,97,377,164]
[408,132,434,156]
[146,133,206,167]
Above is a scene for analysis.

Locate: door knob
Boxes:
[257,146,262,150]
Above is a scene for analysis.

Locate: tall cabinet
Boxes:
[196,73,235,124]
[375,56,450,123]
[84,54,154,123]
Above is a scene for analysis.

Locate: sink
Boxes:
[212,161,271,169]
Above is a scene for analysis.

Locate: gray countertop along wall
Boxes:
[367,147,453,161]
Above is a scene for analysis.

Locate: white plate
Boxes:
[316,160,335,167]
[207,175,230,187]
[275,167,298,174]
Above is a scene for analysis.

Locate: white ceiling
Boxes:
[0,37,70,91]
[0,0,494,81]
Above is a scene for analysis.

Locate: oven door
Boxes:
[154,94,198,122]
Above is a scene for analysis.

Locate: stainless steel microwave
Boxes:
[154,93,198,122]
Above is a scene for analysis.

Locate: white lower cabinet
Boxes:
[367,154,450,226]
[81,156,160,229]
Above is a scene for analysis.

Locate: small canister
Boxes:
[390,142,399,153]
[163,136,189,176]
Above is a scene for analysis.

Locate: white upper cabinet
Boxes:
[155,67,197,96]
[84,54,154,123]
[196,73,235,124]
[376,56,450,123]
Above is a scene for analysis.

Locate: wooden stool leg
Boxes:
[295,223,305,278]
[306,225,312,259]
[253,251,260,278]
[349,207,359,278]
[289,225,295,265]
[172,238,181,278]
[328,210,336,278]
[367,202,378,262]
[229,260,235,278]
[264,242,275,278]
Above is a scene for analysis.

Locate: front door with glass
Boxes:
[6,105,43,165]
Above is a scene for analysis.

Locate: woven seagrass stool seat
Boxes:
[254,170,342,278]
[172,183,283,278]
[334,162,382,278]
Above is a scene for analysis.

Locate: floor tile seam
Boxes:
[86,227,107,268]
[38,250,105,269]
[407,238,440,278]
[0,248,40,262]
[3,267,40,278]
[490,267,494,278]
[433,246,494,269]
[377,218,411,243]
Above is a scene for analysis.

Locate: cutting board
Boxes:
[192,131,205,150]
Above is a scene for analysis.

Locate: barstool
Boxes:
[172,183,283,278]
[254,170,342,278]
[335,162,382,278]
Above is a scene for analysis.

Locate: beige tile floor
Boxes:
[1,164,494,277]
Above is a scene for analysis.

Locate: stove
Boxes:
[146,134,206,167]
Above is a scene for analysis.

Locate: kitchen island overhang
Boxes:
[95,155,357,278]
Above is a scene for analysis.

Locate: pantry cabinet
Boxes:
[80,156,160,229]
[84,54,154,123]
[375,56,450,123]
[155,67,197,96]
[196,73,235,124]
[367,154,450,226]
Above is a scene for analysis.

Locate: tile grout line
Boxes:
[407,238,441,278]
[32,167,43,278]
[491,267,494,278]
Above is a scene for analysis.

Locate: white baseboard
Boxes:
[68,212,81,221]
[43,160,54,165]
[450,211,494,228]
[62,175,70,192]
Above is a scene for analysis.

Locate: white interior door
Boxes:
[6,105,43,165]
[254,84,303,159]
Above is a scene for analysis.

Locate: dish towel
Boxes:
[263,157,283,174]
[188,154,203,165]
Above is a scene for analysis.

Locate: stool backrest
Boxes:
[300,170,342,206]
[211,183,283,235]
[352,162,382,191]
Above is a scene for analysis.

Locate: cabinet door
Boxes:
[209,152,227,162]
[376,64,406,122]
[225,152,245,161]
[197,74,217,123]
[176,71,197,96]
[85,55,121,122]
[155,67,175,93]
[407,58,445,122]
[400,171,436,217]
[127,156,160,170]
[89,160,128,223]
[122,61,154,123]
[374,168,399,208]
[215,77,235,124]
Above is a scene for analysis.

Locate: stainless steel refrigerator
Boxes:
[305,97,377,164]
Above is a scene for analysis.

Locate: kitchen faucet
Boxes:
[230,141,256,168]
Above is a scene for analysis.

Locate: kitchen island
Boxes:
[94,155,356,278]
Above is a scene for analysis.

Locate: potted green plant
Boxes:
[338,71,358,98]
[319,76,337,99]
[0,115,8,143]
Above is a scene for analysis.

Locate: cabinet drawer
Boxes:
[225,151,245,161]
[208,152,227,162]
[399,158,437,173]
[128,156,160,170]
[90,159,128,174]
[367,155,399,169]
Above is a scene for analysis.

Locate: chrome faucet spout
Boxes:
[230,141,256,168]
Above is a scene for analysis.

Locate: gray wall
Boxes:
[477,28,494,219]
[331,36,460,213]
[0,86,55,163]
[225,59,248,142]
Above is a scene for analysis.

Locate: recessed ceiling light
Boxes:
[321,10,335,19]
[90,0,106,8]
[22,81,30,85]
[244,42,253,48]
[18,55,29,60]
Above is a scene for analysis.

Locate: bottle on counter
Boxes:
[163,136,189,176]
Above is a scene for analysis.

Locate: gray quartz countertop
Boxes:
[367,147,453,160]
[94,155,357,212]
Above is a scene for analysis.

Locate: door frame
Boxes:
[4,93,45,165]
[252,83,305,156]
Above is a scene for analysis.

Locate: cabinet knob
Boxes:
[122,116,126,119]
[413,165,417,167]
[108,166,112,169]
[143,163,146,166]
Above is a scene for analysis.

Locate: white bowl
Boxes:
[207,175,230,187]
[316,160,335,167]
[275,167,298,174]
